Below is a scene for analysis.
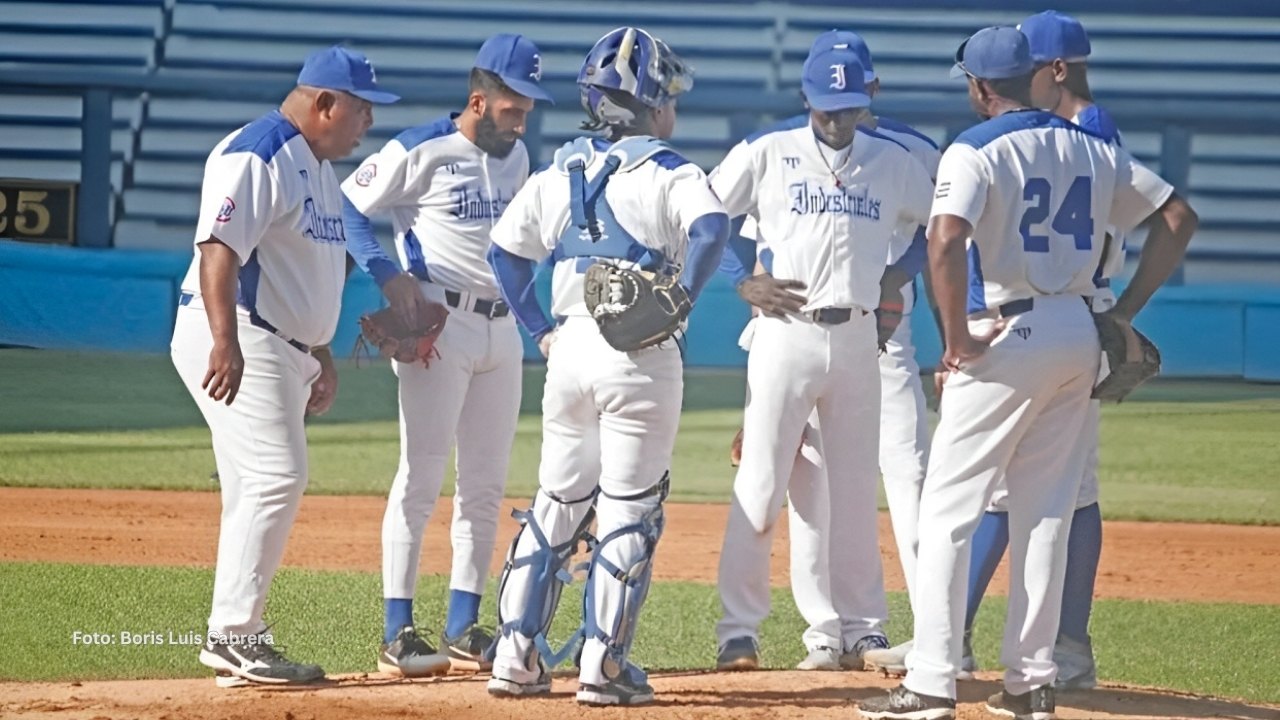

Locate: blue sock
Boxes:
[1059,502,1103,642]
[445,590,482,638]
[965,511,1010,630]
[384,598,414,644]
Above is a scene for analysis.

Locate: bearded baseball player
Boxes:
[711,43,934,673]
[859,26,1196,720]
[170,46,398,687]
[958,10,1127,690]
[485,27,729,706]
[341,34,552,677]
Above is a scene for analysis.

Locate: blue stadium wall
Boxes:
[2,239,1279,381]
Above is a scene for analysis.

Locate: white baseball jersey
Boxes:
[342,114,529,299]
[711,122,934,313]
[180,110,347,348]
[932,110,1173,312]
[872,118,942,265]
[490,137,723,319]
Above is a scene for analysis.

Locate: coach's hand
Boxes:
[203,340,245,406]
[737,274,808,317]
[382,273,432,329]
[538,329,558,359]
[307,346,338,416]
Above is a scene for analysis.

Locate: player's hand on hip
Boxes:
[942,321,1005,373]
[381,273,429,328]
[202,340,244,406]
[307,347,338,416]
[736,274,808,317]
[538,329,558,359]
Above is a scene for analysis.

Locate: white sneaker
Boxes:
[796,646,841,671]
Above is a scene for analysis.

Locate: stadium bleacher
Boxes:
[0,0,1276,284]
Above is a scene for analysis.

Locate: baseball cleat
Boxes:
[858,685,956,720]
[715,636,759,671]
[214,671,250,688]
[199,635,325,686]
[841,633,890,671]
[796,646,841,671]
[441,624,495,673]
[576,663,654,706]
[378,626,451,678]
[862,639,911,675]
[986,686,1055,720]
[487,655,552,697]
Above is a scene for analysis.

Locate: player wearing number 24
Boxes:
[858,25,1196,720]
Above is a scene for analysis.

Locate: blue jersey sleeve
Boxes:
[342,196,401,288]
[889,225,928,278]
[487,243,554,340]
[679,212,731,302]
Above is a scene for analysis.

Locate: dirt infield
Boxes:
[3,487,1279,603]
[3,487,1279,719]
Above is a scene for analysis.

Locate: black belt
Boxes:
[998,298,1035,318]
[810,307,855,325]
[444,290,510,319]
[178,292,310,354]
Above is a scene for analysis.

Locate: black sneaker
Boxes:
[858,685,956,720]
[986,686,1055,720]
[378,626,451,677]
[441,624,495,672]
[576,662,655,706]
[199,633,324,685]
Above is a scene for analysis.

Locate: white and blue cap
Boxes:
[950,26,1035,80]
[802,46,871,111]
[1019,10,1092,64]
[474,33,554,102]
[297,46,399,104]
[810,29,876,83]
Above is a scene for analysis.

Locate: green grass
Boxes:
[2,349,1279,522]
[1,562,1277,704]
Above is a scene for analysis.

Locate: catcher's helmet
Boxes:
[578,27,693,129]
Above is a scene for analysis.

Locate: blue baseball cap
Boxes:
[802,46,870,111]
[810,29,876,83]
[474,33,553,102]
[1019,10,1092,64]
[297,46,399,104]
[950,26,1035,80]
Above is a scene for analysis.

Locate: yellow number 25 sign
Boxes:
[0,179,77,244]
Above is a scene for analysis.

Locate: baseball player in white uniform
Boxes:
[170,46,398,687]
[719,30,941,673]
[959,11,1125,690]
[341,34,552,676]
[711,42,934,673]
[484,27,728,706]
[859,26,1196,720]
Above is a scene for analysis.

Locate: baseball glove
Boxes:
[1091,312,1161,402]
[356,303,449,366]
[583,263,691,352]
[730,427,744,467]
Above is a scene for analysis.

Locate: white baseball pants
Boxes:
[904,294,1100,700]
[171,306,320,636]
[718,310,886,652]
[382,282,523,600]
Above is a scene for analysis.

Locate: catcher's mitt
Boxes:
[356,303,449,366]
[1091,312,1160,402]
[583,263,691,352]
